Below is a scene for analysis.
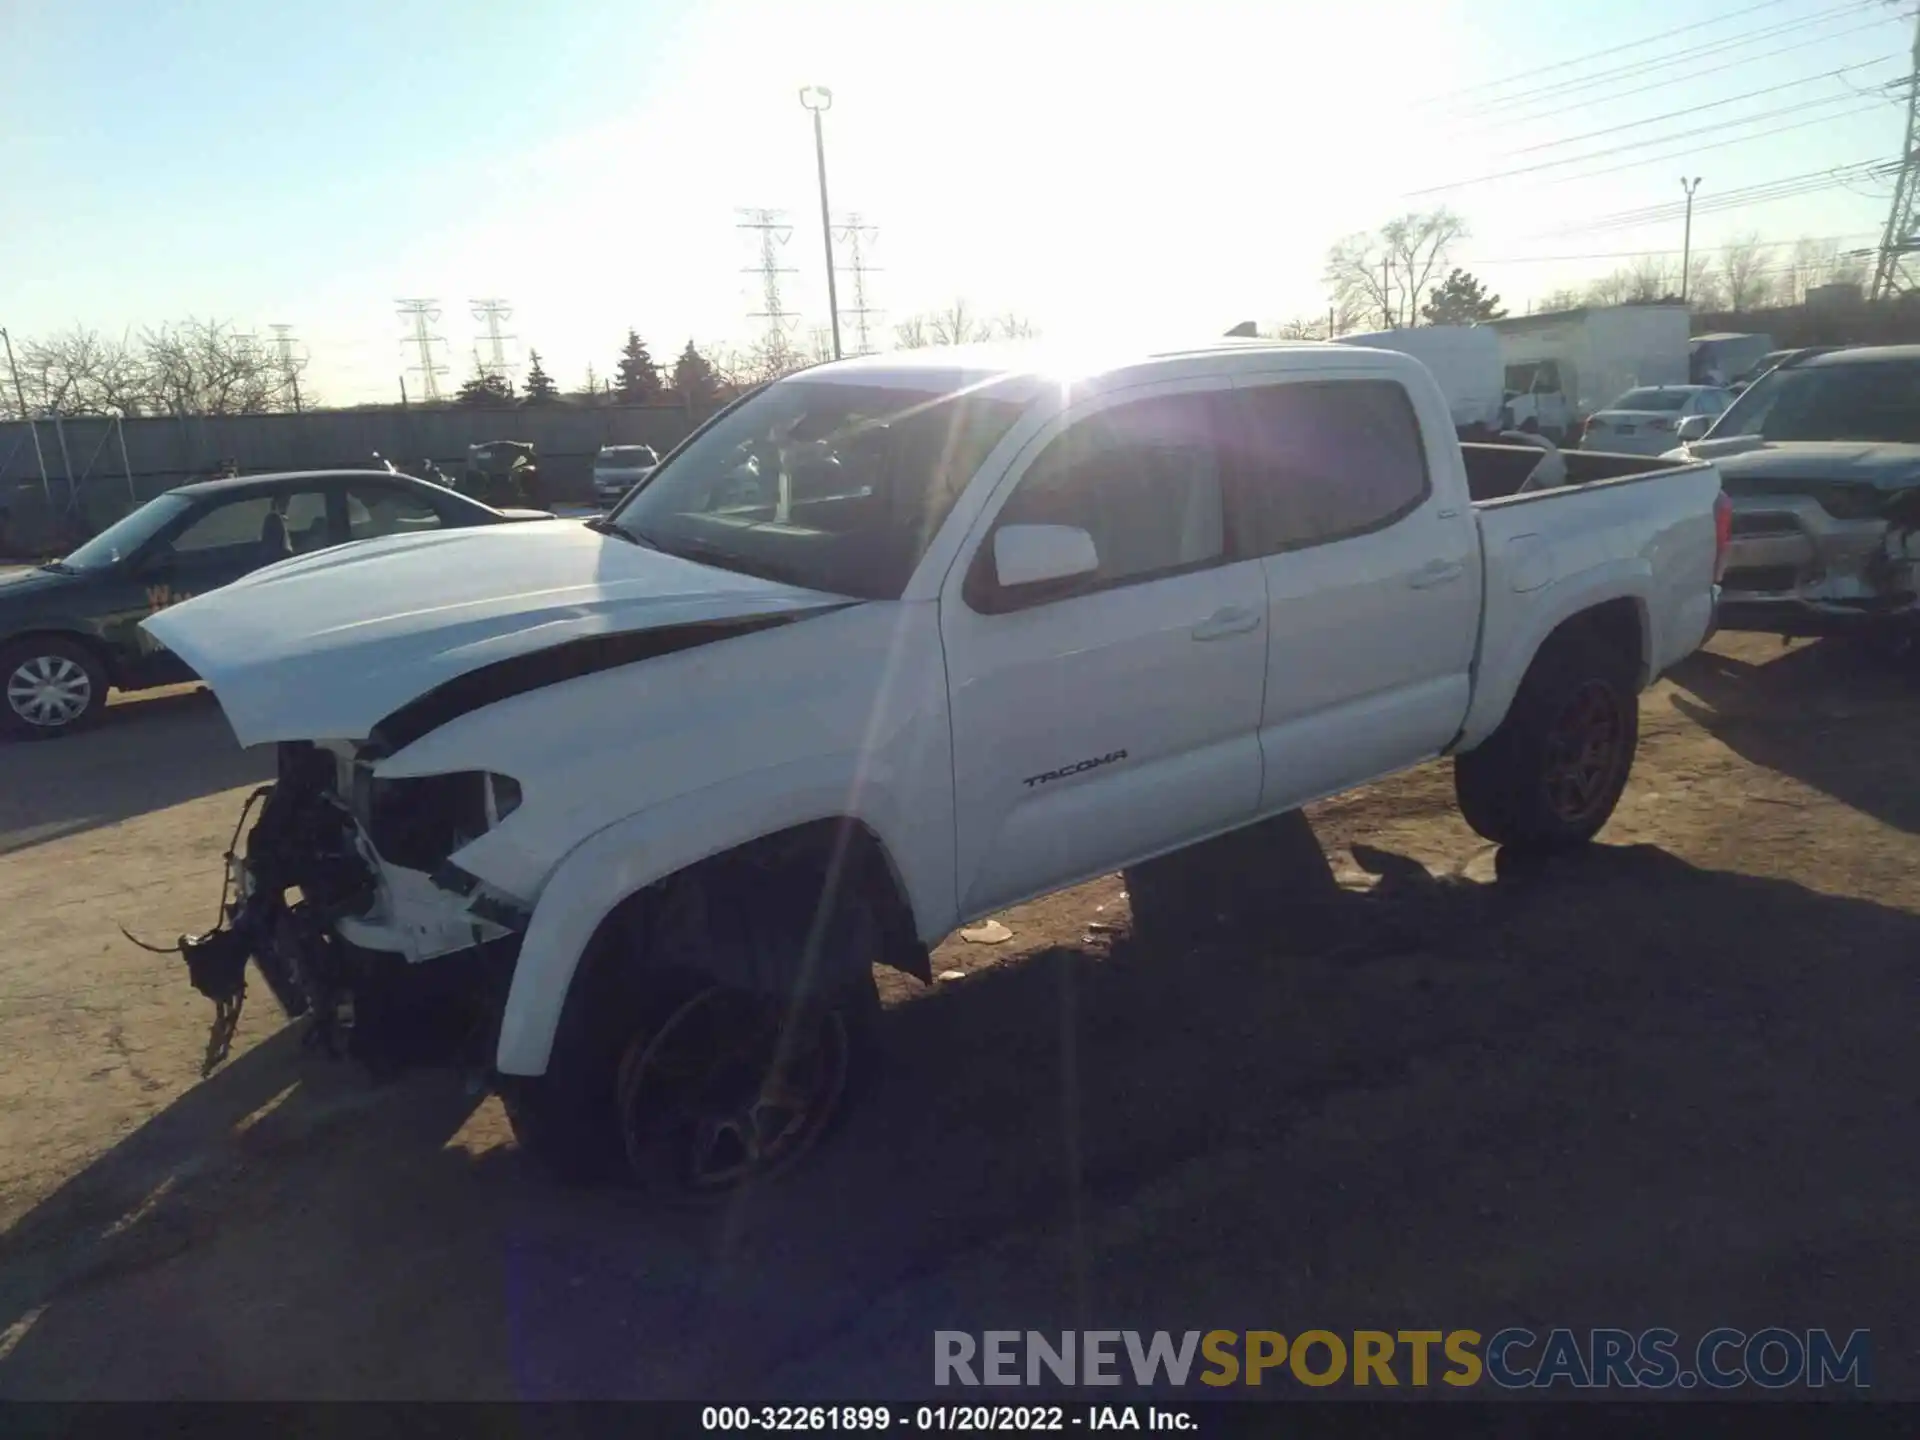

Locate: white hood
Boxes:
[141,522,846,749]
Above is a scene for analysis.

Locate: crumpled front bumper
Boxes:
[1719,494,1919,631]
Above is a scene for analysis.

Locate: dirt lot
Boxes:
[1,633,1916,1398]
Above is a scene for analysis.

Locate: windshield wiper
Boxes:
[37,560,77,575]
[584,516,646,545]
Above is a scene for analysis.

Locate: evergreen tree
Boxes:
[1420,269,1507,326]
[520,349,559,405]
[456,366,513,406]
[615,329,662,402]
[672,340,721,410]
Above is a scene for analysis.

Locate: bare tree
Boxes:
[1324,210,1468,329]
[927,299,990,346]
[989,311,1038,340]
[1533,287,1587,313]
[1718,234,1776,313]
[893,317,930,350]
[139,319,289,415]
[1326,233,1397,330]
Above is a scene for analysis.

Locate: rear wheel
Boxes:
[1454,634,1639,852]
[1,636,109,740]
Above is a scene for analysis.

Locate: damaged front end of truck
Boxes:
[153,738,525,1078]
[1719,471,1920,636]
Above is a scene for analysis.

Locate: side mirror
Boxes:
[993,524,1099,590]
[1676,415,1712,444]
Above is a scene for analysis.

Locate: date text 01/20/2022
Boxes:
[701,1406,1191,1431]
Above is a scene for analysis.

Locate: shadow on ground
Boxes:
[2,816,1915,1398]
[1667,638,1920,834]
[0,687,269,855]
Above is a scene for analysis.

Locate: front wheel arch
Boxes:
[502,817,909,1186]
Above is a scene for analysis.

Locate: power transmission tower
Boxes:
[469,298,518,382]
[1871,3,1920,300]
[834,213,883,354]
[269,323,306,413]
[396,299,449,403]
[738,208,799,372]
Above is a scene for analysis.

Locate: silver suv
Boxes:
[591,445,660,507]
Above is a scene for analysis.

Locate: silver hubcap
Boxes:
[6,655,93,727]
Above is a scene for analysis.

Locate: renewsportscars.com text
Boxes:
[933,1328,1871,1390]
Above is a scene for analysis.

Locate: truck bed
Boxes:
[1460,442,1693,503]
[1451,443,1723,750]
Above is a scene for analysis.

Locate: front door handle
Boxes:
[1409,559,1466,590]
[1191,605,1263,641]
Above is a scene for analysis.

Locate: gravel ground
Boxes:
[0,633,1915,1398]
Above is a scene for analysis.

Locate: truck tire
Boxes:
[1453,633,1639,853]
[504,868,884,1196]
[1,635,110,740]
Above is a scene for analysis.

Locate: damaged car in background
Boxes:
[1666,345,1920,639]
[139,338,1722,1202]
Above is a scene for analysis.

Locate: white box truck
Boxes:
[1336,326,1505,436]
[1490,304,1692,442]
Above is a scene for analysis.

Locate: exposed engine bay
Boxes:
[153,741,518,1078]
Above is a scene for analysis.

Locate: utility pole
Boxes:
[0,326,51,504]
[396,300,448,403]
[1381,257,1394,328]
[738,208,799,374]
[799,87,843,361]
[1679,177,1703,303]
[1872,3,1920,300]
[269,323,305,413]
[469,299,518,384]
[835,213,883,355]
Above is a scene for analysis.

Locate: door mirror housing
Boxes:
[1676,414,1713,444]
[993,524,1099,590]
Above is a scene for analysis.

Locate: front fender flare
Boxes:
[492,759,948,1076]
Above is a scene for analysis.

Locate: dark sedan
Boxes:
[1,469,553,739]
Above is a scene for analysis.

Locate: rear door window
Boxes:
[1229,380,1432,558]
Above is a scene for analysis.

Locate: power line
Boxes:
[1500,58,1896,159]
[834,213,883,355]
[1434,2,1886,119]
[1411,88,1895,195]
[1872,1,1920,297]
[1460,230,1884,265]
[395,299,448,404]
[469,298,517,382]
[738,207,799,371]
[1472,17,1905,132]
[269,323,306,413]
[1415,0,1807,107]
[1540,157,1900,235]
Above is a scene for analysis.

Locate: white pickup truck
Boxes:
[144,339,1727,1199]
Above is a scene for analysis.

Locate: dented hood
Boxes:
[141,522,847,748]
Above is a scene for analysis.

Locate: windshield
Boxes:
[1708,360,1920,444]
[1614,389,1689,412]
[607,379,1027,599]
[59,493,193,571]
[597,448,656,466]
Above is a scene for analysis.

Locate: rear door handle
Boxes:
[1191,605,1263,641]
[1409,560,1466,590]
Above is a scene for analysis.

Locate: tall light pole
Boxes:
[800,86,843,361]
[1679,177,1703,303]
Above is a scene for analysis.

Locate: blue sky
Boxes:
[1,0,1909,402]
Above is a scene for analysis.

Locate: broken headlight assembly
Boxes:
[359,769,523,874]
